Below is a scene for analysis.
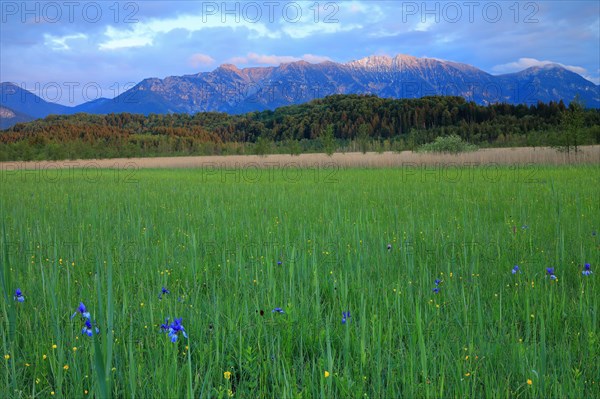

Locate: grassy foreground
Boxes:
[1,164,599,398]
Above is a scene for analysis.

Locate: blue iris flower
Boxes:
[169,318,188,342]
[582,263,592,276]
[272,307,285,314]
[81,319,99,337]
[433,279,442,293]
[14,288,25,302]
[71,302,91,319]
[70,303,98,337]
[342,311,351,324]
[160,318,170,331]
[512,265,519,274]
[161,317,188,342]
[158,287,170,300]
[546,268,557,280]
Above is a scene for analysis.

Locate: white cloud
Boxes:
[227,53,332,66]
[414,19,435,32]
[98,12,280,51]
[282,22,362,39]
[249,53,298,65]
[43,33,87,51]
[189,53,216,68]
[346,1,385,23]
[302,54,332,63]
[99,26,153,50]
[492,58,588,75]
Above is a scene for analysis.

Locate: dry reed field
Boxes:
[0,146,599,170]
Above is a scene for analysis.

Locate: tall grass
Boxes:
[1,164,598,398]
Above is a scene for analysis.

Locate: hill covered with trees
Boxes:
[1,95,598,160]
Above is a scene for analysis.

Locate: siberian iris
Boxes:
[71,302,91,319]
[342,311,351,324]
[160,318,170,331]
[161,317,188,342]
[14,288,24,302]
[71,302,98,336]
[272,308,285,314]
[512,265,519,274]
[158,287,170,300]
[168,318,187,342]
[433,279,441,293]
[546,268,557,280]
[582,263,592,276]
[81,319,99,337]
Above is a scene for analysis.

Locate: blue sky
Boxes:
[1,0,598,105]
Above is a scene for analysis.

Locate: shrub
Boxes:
[417,134,478,154]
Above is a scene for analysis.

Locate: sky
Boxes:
[1,0,599,105]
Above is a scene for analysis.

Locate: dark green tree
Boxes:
[357,123,370,154]
[320,124,336,156]
[286,138,302,156]
[254,136,272,156]
[553,95,585,154]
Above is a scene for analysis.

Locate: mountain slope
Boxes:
[1,55,598,129]
[0,82,73,118]
[0,105,35,129]
[497,64,600,105]
[86,55,598,115]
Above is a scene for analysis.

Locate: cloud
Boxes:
[189,53,215,68]
[99,26,153,50]
[43,33,87,51]
[282,22,362,39]
[97,12,280,51]
[3,0,598,104]
[227,53,295,65]
[492,58,599,83]
[227,53,332,66]
[492,58,588,75]
[301,54,333,63]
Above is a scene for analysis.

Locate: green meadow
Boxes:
[1,164,599,398]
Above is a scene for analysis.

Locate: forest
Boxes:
[1,95,599,160]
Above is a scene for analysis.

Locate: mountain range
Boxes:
[1,54,598,129]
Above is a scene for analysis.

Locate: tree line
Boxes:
[1,95,598,160]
